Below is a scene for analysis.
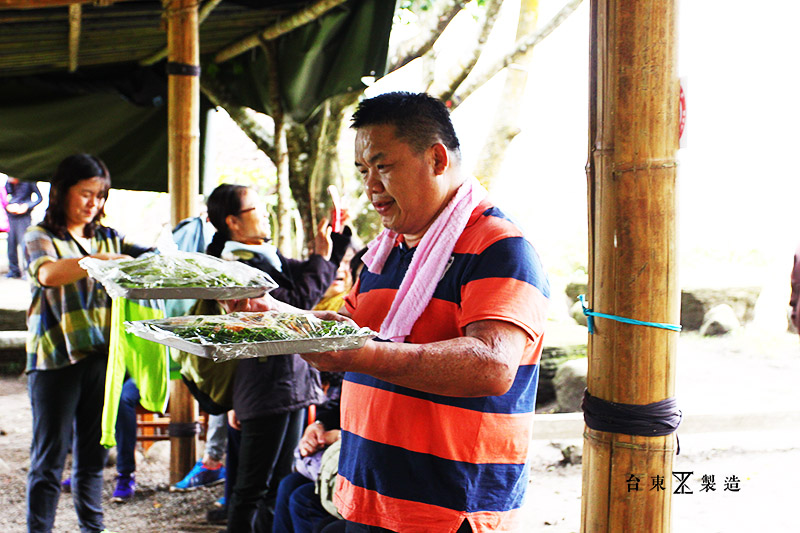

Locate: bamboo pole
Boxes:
[164,0,200,485]
[139,0,223,66]
[582,1,679,532]
[67,3,81,72]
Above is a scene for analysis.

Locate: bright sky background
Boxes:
[373,0,800,301]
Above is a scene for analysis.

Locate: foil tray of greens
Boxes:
[79,252,277,299]
[125,311,376,361]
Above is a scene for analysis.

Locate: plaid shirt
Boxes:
[24,224,150,372]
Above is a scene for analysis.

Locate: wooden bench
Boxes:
[136,405,209,452]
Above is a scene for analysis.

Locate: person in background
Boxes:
[790,242,800,336]
[313,246,357,312]
[236,92,550,533]
[0,177,10,235]
[24,154,151,533]
[272,371,344,533]
[205,183,351,532]
[5,175,43,278]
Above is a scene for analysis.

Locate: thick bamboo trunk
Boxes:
[582,1,679,531]
[165,0,200,485]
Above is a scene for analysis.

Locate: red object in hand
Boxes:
[328,185,343,232]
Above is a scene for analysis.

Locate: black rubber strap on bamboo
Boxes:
[582,389,682,453]
[168,421,201,438]
[166,62,201,77]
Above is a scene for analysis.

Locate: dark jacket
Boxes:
[232,234,350,420]
[5,180,42,218]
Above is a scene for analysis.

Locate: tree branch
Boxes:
[429,0,503,103]
[449,0,583,110]
[199,77,277,166]
[214,0,347,64]
[386,0,466,74]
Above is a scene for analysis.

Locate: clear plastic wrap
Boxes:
[124,311,376,361]
[79,251,277,299]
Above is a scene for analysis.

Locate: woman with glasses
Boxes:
[205,183,351,532]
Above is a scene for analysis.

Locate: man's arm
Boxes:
[224,295,532,397]
[301,319,531,397]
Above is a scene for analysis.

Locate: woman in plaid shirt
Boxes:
[23,154,151,533]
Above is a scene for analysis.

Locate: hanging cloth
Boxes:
[101,297,170,448]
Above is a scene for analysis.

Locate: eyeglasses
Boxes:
[237,207,257,215]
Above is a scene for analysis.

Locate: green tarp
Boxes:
[0,0,395,192]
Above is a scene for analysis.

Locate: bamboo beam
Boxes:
[139,0,223,66]
[164,0,200,485]
[0,0,125,8]
[67,3,80,72]
[582,1,679,532]
[213,0,346,64]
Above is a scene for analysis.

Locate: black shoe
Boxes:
[206,506,227,524]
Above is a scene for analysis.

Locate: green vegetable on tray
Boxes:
[114,255,262,289]
[148,312,367,345]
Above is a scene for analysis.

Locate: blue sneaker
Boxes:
[111,473,135,503]
[61,477,71,493]
[170,460,226,492]
[214,496,226,508]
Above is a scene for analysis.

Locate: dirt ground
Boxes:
[1,329,799,532]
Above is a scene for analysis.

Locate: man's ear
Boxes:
[430,143,449,175]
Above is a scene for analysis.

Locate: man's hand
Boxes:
[300,340,372,373]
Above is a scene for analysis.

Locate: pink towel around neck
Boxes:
[362,176,488,342]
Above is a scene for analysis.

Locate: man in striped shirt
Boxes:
[247,92,549,532]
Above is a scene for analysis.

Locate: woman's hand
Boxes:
[219,293,297,314]
[91,252,132,261]
[227,409,241,431]
[298,422,326,457]
[298,422,341,457]
[313,218,333,261]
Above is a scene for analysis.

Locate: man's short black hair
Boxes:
[351,92,461,157]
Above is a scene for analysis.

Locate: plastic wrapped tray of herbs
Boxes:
[79,251,277,300]
[125,311,376,361]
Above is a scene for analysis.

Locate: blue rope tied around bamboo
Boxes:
[582,389,683,454]
[578,294,682,334]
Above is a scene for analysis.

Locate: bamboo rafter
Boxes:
[0,0,126,8]
[68,3,81,71]
[213,0,346,64]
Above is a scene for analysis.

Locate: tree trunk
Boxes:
[262,39,293,254]
[472,0,539,190]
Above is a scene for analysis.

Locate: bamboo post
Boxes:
[164,0,200,485]
[582,1,679,532]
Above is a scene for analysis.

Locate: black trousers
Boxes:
[226,409,304,532]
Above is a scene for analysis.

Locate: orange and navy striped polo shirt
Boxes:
[337,199,550,533]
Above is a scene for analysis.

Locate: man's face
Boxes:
[354,124,447,246]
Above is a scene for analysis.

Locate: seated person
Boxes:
[273,372,343,533]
